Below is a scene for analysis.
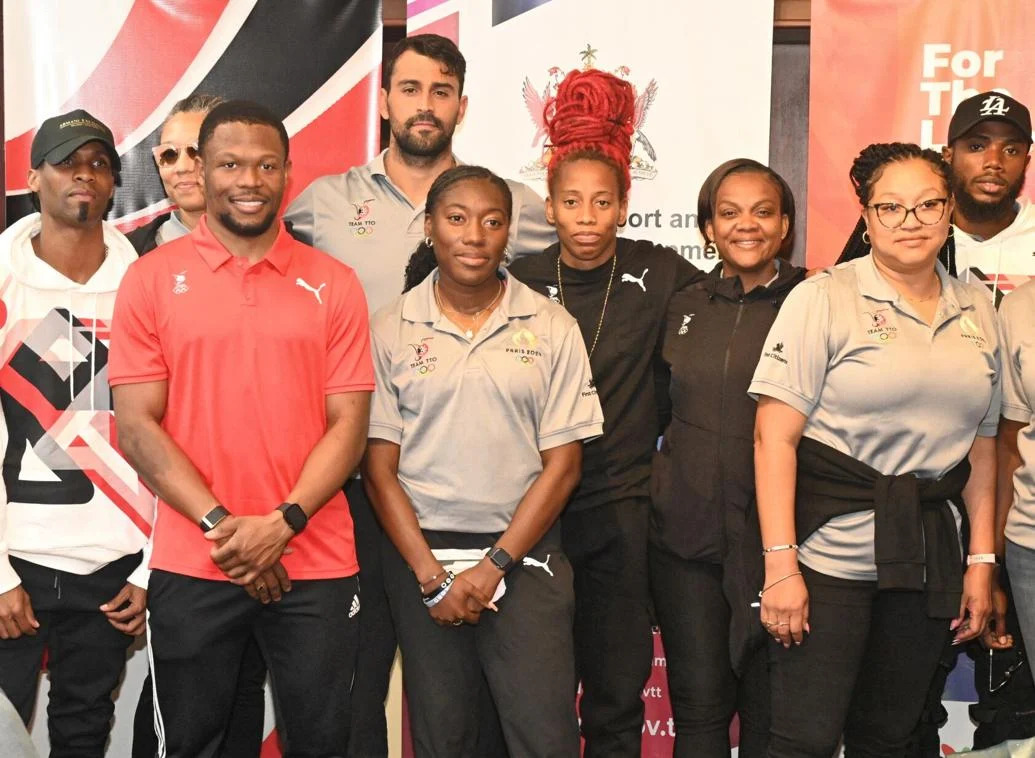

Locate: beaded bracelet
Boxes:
[422,571,456,608]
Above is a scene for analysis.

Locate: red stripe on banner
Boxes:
[0,363,62,430]
[407,0,453,14]
[409,13,460,44]
[5,1,228,192]
[84,468,153,537]
[282,69,381,211]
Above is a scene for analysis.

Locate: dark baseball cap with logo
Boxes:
[948,91,1033,145]
[30,108,121,171]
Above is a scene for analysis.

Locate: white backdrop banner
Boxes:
[408,0,775,266]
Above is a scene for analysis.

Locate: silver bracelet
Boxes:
[762,543,799,555]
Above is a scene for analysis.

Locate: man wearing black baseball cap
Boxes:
[0,108,153,756]
[942,90,1034,304]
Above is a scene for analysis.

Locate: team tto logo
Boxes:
[677,313,694,335]
[864,309,897,342]
[409,336,437,376]
[519,44,658,183]
[349,198,376,237]
[172,271,189,295]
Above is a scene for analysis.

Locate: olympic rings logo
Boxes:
[518,355,535,366]
[415,363,436,376]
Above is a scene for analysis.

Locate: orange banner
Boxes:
[807,0,1035,267]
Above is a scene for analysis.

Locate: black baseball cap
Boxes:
[948,91,1033,145]
[30,109,121,171]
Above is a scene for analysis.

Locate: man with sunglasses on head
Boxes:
[127,95,224,255]
[0,109,154,756]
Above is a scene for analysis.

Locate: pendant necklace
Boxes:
[434,279,505,339]
[556,250,617,358]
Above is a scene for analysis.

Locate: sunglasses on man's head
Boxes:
[151,143,199,167]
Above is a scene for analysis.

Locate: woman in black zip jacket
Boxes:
[649,159,803,757]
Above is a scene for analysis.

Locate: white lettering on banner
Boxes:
[642,718,676,737]
[917,43,1008,151]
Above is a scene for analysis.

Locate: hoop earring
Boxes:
[862,231,870,245]
[503,246,513,265]
[947,225,954,238]
[704,241,718,257]
[424,236,433,249]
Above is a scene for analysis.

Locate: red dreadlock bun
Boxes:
[545,68,636,194]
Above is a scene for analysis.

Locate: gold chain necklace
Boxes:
[556,251,617,358]
[434,279,504,339]
[904,279,942,303]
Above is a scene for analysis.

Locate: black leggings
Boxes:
[767,565,952,758]
[649,546,769,757]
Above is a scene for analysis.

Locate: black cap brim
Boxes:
[37,135,122,172]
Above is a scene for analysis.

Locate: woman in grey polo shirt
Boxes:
[364,165,603,757]
[749,143,1000,756]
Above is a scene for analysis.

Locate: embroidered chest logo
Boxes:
[296,278,326,304]
[409,337,437,376]
[508,328,543,365]
[546,285,560,303]
[959,315,988,348]
[864,309,897,342]
[979,95,1010,117]
[677,313,695,335]
[172,271,189,295]
[348,198,376,237]
[763,341,788,364]
[621,268,649,292]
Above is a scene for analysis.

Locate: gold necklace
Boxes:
[556,251,617,358]
[434,279,504,339]
[904,279,942,303]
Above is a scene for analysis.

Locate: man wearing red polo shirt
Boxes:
[109,100,373,758]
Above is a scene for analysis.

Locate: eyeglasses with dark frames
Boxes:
[866,198,949,229]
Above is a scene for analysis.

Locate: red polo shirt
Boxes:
[109,216,372,580]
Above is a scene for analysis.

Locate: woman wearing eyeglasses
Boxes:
[749,142,1000,756]
[126,94,224,255]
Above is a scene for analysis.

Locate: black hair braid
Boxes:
[403,242,438,293]
[836,216,870,264]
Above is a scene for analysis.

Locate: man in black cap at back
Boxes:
[0,109,154,756]
[942,90,1034,304]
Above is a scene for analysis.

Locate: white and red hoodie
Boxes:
[0,213,154,593]
[954,197,1035,305]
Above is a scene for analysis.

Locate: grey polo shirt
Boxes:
[284,150,555,315]
[369,269,603,534]
[749,254,1001,580]
[999,279,1035,550]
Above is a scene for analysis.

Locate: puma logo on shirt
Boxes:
[621,268,649,292]
[296,277,326,304]
[522,554,554,576]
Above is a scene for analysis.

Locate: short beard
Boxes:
[393,114,453,160]
[952,172,1025,224]
[217,209,278,238]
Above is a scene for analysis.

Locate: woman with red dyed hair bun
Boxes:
[509,68,705,757]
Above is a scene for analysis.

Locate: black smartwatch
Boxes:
[277,502,308,535]
[487,546,514,572]
[199,505,231,532]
